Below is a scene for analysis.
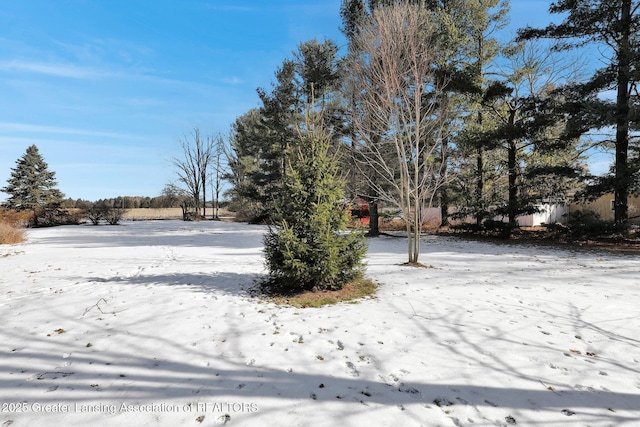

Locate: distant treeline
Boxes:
[61,196,180,210]
[60,196,228,210]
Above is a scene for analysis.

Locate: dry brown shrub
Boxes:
[0,209,32,226]
[0,209,29,244]
[378,217,441,232]
[379,218,406,232]
[0,221,25,244]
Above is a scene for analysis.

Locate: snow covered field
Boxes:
[1,220,639,426]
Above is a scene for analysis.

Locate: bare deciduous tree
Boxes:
[210,134,228,220]
[346,3,450,264]
[173,128,215,219]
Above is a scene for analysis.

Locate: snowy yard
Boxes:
[1,220,639,426]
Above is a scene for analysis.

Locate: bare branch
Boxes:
[172,127,217,219]
[345,3,450,263]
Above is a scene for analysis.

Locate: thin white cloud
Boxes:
[0,59,112,79]
[53,37,155,65]
[0,122,132,139]
[222,76,244,85]
[0,58,228,93]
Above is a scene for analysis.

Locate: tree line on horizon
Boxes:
[0,144,213,227]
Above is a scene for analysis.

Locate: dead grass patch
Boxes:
[268,278,378,308]
[0,209,32,226]
[401,261,434,268]
[378,218,441,233]
[0,209,29,245]
[0,221,25,245]
[379,218,406,232]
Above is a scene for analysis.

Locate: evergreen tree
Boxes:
[473,41,585,227]
[451,0,510,227]
[2,145,64,226]
[263,108,367,293]
[226,109,271,221]
[426,0,511,227]
[256,59,300,214]
[227,40,345,222]
[519,0,640,227]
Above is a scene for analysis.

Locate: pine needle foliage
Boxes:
[263,108,367,294]
[1,145,64,227]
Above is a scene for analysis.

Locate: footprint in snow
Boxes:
[346,362,360,377]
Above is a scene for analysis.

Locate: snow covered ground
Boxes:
[1,220,639,426]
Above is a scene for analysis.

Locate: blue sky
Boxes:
[0,1,611,202]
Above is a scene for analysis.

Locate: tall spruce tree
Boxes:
[2,145,64,226]
[263,108,367,293]
[519,0,640,227]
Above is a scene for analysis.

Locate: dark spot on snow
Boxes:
[433,397,454,407]
[399,385,420,395]
[37,372,74,380]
